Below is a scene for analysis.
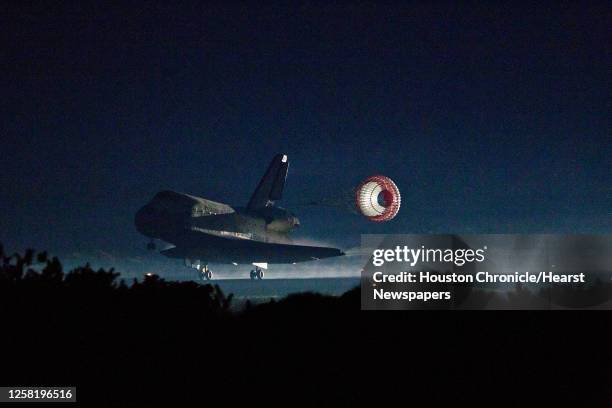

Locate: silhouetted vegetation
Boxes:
[0,246,610,406]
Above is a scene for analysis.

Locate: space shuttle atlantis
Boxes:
[135,154,344,280]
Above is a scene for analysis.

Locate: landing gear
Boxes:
[184,259,213,280]
[199,265,212,280]
[250,267,264,280]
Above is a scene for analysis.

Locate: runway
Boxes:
[207,277,359,305]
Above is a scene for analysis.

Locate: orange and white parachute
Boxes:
[355,175,401,222]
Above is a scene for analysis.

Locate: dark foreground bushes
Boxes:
[0,246,610,406]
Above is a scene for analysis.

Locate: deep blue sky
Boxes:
[1,2,610,268]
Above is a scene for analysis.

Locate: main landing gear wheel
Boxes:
[250,268,264,280]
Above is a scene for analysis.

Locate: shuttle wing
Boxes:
[161,228,344,264]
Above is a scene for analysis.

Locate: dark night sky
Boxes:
[1,2,610,272]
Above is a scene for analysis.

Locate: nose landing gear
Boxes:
[184,259,213,280]
[199,264,212,280]
[249,267,264,280]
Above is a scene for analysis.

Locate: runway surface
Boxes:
[207,277,359,304]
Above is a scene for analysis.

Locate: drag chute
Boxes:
[355,175,401,222]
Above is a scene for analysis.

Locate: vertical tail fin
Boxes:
[246,154,289,210]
